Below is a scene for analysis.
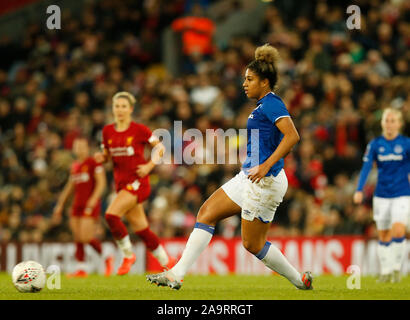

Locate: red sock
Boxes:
[89,238,102,254]
[136,227,160,251]
[105,214,128,240]
[75,242,85,262]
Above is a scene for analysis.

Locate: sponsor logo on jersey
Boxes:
[72,172,90,183]
[109,147,133,157]
[377,154,403,161]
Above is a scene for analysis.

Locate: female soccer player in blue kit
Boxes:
[147,44,313,290]
[353,108,409,283]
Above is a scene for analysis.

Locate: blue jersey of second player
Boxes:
[242,92,290,177]
[357,134,410,198]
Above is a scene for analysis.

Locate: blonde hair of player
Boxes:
[381,108,403,140]
[254,43,280,69]
[112,91,136,106]
[247,43,280,93]
[112,91,136,130]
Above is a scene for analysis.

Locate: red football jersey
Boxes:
[101,121,155,192]
[70,157,103,208]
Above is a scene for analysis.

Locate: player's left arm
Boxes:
[136,135,166,178]
[248,117,300,183]
[85,166,106,215]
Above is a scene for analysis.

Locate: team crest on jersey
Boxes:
[394,144,403,154]
[126,136,134,145]
[81,165,88,172]
[108,139,112,145]
[378,146,385,153]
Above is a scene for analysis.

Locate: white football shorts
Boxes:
[372,196,410,230]
[221,169,288,223]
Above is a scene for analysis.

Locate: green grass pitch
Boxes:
[0,272,409,300]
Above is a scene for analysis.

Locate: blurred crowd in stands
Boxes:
[0,0,409,243]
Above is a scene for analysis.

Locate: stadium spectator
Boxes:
[171,3,215,56]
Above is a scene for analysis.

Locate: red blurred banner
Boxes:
[0,0,40,16]
[1,237,408,275]
[148,236,409,276]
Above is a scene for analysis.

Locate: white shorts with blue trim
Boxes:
[373,196,410,230]
[221,169,288,223]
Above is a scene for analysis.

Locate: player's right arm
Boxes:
[51,176,74,225]
[353,139,376,204]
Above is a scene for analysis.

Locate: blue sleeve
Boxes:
[406,138,410,174]
[357,140,376,191]
[407,137,410,157]
[261,99,290,124]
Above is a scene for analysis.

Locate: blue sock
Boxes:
[255,241,271,260]
[378,240,391,247]
[194,222,215,235]
[392,236,405,243]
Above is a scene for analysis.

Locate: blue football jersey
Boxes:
[242,92,290,177]
[357,135,410,198]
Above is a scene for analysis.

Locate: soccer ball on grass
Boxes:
[12,261,46,293]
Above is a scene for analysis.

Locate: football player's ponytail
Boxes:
[247,44,280,91]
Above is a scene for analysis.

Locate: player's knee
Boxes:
[81,233,93,243]
[378,229,390,242]
[75,230,87,243]
[73,233,86,243]
[242,238,263,255]
[72,233,81,243]
[80,237,88,244]
[129,218,148,232]
[70,228,81,242]
[197,202,215,225]
[391,222,406,238]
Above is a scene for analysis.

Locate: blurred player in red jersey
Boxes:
[52,137,112,277]
[94,91,175,275]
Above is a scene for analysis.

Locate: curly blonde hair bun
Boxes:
[255,44,280,66]
[247,44,280,90]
